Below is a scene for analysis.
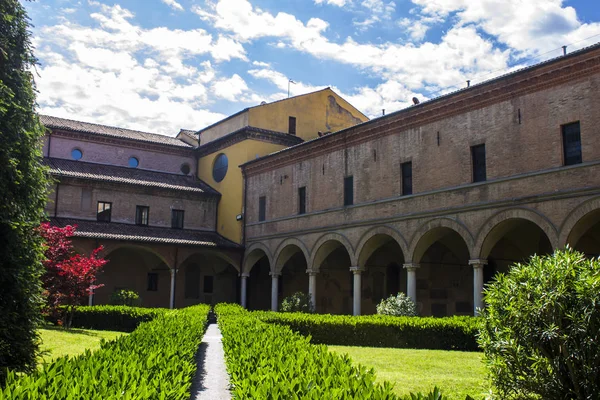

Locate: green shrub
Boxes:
[377,292,418,316]
[478,248,600,399]
[1,305,210,399]
[216,304,399,399]
[257,312,480,351]
[68,305,167,332]
[0,0,50,382]
[280,291,313,313]
[110,289,141,306]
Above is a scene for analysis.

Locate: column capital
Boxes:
[269,271,281,277]
[306,269,319,276]
[469,259,488,268]
[403,263,420,271]
[350,266,365,274]
[240,272,250,278]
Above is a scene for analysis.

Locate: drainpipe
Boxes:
[53,183,60,217]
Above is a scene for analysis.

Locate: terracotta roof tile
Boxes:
[44,158,219,195]
[41,115,192,148]
[50,217,242,249]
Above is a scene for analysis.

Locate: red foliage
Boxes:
[38,223,106,324]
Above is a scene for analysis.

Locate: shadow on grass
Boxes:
[41,325,104,337]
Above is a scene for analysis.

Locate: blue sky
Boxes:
[23,0,600,135]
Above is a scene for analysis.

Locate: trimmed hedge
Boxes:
[216,303,399,399]
[1,305,209,399]
[256,312,481,351]
[47,305,168,332]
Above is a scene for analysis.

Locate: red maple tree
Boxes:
[39,223,106,327]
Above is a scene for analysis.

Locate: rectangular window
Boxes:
[401,162,413,195]
[471,144,487,183]
[97,201,112,222]
[298,186,306,215]
[135,205,149,226]
[562,121,582,166]
[258,196,266,222]
[344,176,354,206]
[147,273,158,291]
[288,116,297,135]
[203,275,214,294]
[171,209,184,229]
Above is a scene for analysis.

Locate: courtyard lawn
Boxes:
[38,326,126,366]
[329,345,489,400]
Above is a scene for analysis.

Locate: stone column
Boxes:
[307,269,318,311]
[169,268,177,309]
[270,271,281,312]
[403,263,420,304]
[469,259,487,316]
[350,267,364,316]
[88,291,93,306]
[240,272,249,308]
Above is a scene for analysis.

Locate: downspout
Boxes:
[53,183,60,217]
[46,132,52,157]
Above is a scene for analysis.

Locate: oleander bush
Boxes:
[280,291,313,313]
[478,248,600,399]
[1,304,209,399]
[50,305,167,332]
[376,292,418,316]
[257,312,480,351]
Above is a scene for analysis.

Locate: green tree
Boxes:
[478,248,600,399]
[0,0,49,383]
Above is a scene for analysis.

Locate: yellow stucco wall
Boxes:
[198,139,287,243]
[248,88,368,141]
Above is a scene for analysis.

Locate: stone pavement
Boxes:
[189,323,231,400]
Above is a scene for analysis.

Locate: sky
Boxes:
[23,0,600,136]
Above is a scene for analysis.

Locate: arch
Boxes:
[104,244,171,269]
[273,237,310,274]
[354,225,408,269]
[474,208,559,259]
[310,232,356,270]
[180,249,241,273]
[408,217,474,263]
[559,197,600,248]
[243,242,273,274]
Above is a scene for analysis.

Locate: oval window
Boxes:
[212,153,228,183]
[128,157,139,168]
[71,148,83,160]
[180,163,191,175]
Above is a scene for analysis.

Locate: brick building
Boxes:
[240,43,600,316]
[42,43,600,315]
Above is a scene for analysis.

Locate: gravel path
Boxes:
[189,323,231,400]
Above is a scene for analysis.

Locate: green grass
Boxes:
[329,345,488,400]
[38,326,126,366]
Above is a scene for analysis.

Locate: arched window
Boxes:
[212,153,228,182]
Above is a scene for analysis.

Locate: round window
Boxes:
[71,148,83,160]
[180,163,191,175]
[128,157,139,168]
[212,153,228,182]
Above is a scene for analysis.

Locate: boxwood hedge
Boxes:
[66,305,167,332]
[256,312,481,351]
[1,305,209,399]
[216,303,399,399]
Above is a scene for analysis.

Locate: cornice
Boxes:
[49,129,195,156]
[243,44,600,177]
[195,126,304,157]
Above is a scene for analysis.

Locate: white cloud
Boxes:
[32,3,248,135]
[161,0,184,11]
[409,0,600,55]
[314,0,348,7]
[212,74,249,101]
